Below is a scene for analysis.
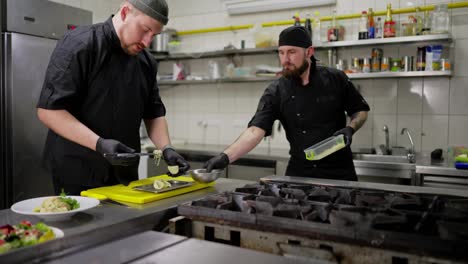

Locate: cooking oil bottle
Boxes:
[384,4,395,37]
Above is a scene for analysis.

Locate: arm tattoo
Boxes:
[349,111,368,131]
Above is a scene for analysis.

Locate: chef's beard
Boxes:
[282,58,309,81]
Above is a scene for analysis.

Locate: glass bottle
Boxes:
[384,3,396,38]
[421,10,431,35]
[414,7,423,35]
[359,11,369,40]
[312,11,322,46]
[368,8,375,39]
[293,13,301,26]
[375,17,383,38]
[305,13,312,37]
[327,9,339,42]
[431,4,450,34]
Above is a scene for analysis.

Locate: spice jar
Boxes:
[371,57,381,72]
[362,58,371,73]
[391,59,401,72]
[381,57,390,72]
[440,58,451,71]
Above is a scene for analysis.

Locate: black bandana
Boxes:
[278,26,312,48]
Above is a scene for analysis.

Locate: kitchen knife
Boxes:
[103,153,155,158]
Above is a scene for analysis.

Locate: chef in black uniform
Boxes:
[37,0,189,194]
[204,26,370,181]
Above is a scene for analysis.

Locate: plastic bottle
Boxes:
[312,11,322,46]
[359,11,369,40]
[368,8,375,39]
[384,3,395,38]
[375,17,383,38]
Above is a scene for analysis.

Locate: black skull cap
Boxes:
[128,0,169,25]
[278,26,312,48]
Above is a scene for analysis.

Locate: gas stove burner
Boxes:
[437,220,468,240]
[178,179,468,263]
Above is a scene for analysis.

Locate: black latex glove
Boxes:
[204,153,230,173]
[96,137,139,166]
[333,126,355,146]
[162,148,190,176]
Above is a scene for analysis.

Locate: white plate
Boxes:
[11,196,100,221]
[50,226,64,238]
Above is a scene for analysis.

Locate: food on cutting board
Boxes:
[153,179,172,190]
[0,221,55,254]
[33,190,80,213]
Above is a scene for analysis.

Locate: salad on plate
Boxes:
[0,221,60,254]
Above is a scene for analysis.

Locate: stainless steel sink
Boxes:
[352,154,416,185]
[353,154,413,164]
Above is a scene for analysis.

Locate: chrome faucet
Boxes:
[382,125,390,155]
[401,128,416,163]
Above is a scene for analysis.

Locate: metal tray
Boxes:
[133,180,194,194]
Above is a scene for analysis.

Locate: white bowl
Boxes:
[11,196,100,221]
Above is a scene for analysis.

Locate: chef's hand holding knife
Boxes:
[332,126,355,146]
[96,137,139,166]
[204,153,230,173]
[162,146,190,176]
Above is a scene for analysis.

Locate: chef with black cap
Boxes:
[204,26,370,181]
[37,0,190,195]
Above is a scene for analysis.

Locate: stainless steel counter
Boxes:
[161,143,468,183]
[45,231,328,264]
[0,178,253,264]
[261,175,468,197]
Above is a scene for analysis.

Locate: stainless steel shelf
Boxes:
[158,71,451,86]
[158,76,277,86]
[348,71,452,79]
[315,34,451,48]
[152,34,451,61]
[152,47,278,60]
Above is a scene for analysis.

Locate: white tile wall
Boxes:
[453,39,468,77]
[449,115,468,146]
[54,0,468,154]
[422,115,449,151]
[367,79,398,114]
[397,78,423,114]
[449,77,468,115]
[422,78,450,114]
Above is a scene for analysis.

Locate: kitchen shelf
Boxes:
[347,71,452,79]
[158,76,277,86]
[152,47,278,61]
[158,71,451,86]
[315,34,451,48]
[152,34,451,61]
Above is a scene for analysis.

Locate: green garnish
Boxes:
[59,189,80,210]
[34,222,50,233]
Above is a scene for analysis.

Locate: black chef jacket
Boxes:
[248,59,370,181]
[37,17,166,193]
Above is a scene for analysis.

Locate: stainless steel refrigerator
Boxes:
[0,0,92,209]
